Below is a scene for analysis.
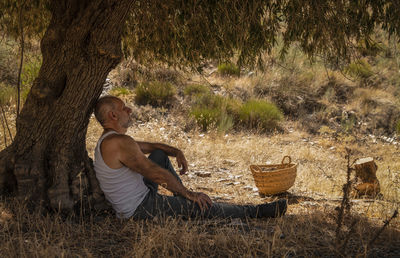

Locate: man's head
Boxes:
[94,96,133,132]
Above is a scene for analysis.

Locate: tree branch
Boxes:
[16,0,26,117]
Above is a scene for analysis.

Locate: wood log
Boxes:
[351,157,380,198]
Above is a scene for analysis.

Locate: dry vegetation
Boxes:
[0,114,399,257]
[1,36,400,256]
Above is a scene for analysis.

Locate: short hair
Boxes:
[94,96,119,126]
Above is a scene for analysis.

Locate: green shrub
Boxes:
[184,84,211,97]
[239,99,283,131]
[21,86,31,103]
[216,112,234,132]
[110,87,132,97]
[344,59,373,79]
[191,92,239,110]
[189,93,241,132]
[21,56,41,88]
[396,120,400,134]
[190,107,221,131]
[191,93,223,109]
[134,81,176,107]
[217,63,240,76]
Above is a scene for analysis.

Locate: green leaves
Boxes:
[2,0,400,69]
[0,0,50,40]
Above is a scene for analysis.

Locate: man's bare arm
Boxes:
[116,136,211,210]
[136,141,188,174]
[137,141,178,155]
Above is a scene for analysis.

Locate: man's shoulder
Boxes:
[102,133,134,146]
[100,134,138,161]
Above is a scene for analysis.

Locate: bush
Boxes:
[19,56,41,103]
[396,120,400,134]
[21,56,41,88]
[110,87,133,97]
[134,81,176,107]
[189,93,241,132]
[184,84,211,97]
[239,99,283,131]
[217,63,240,76]
[190,94,283,132]
[190,107,221,131]
[344,59,373,79]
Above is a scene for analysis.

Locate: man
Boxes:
[93,95,287,219]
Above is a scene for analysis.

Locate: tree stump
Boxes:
[351,157,380,198]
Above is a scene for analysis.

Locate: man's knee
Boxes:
[148,149,168,165]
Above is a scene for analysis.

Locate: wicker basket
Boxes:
[250,156,297,195]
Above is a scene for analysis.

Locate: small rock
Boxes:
[223,159,237,165]
[217,178,230,182]
[218,168,230,173]
[303,201,318,207]
[195,171,211,177]
[208,69,217,75]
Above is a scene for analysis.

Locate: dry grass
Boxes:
[1,37,400,256]
[0,98,399,257]
[0,197,399,257]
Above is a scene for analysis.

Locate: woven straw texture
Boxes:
[250,156,297,195]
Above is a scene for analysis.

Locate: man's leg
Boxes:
[133,191,287,220]
[143,149,183,192]
[135,149,287,220]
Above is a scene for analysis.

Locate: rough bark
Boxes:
[0,0,134,211]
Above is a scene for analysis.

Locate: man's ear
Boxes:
[108,110,118,121]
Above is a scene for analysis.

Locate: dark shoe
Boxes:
[256,199,287,218]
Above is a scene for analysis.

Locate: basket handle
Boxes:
[281,156,291,164]
[250,165,262,173]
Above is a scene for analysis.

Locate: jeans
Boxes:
[132,149,262,220]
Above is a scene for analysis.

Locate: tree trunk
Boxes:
[0,0,134,211]
[351,157,380,198]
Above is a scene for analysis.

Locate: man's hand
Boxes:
[185,191,213,212]
[176,150,188,175]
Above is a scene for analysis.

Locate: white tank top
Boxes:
[94,131,150,218]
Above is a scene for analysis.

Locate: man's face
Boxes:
[114,99,133,129]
